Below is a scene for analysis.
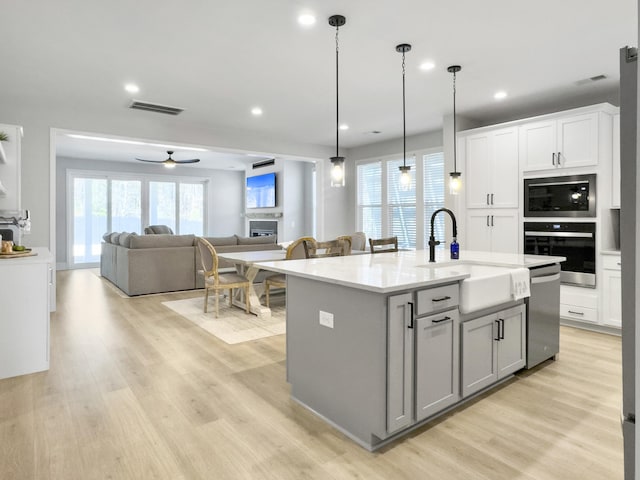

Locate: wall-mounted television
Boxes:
[246,172,276,208]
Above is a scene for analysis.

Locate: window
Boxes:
[69,171,207,266]
[356,150,445,250]
[357,161,382,240]
[150,181,176,231]
[423,152,445,247]
[179,183,204,236]
[387,157,416,249]
[111,180,142,233]
[72,177,107,263]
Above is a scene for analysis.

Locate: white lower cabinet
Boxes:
[461,304,526,398]
[602,254,622,328]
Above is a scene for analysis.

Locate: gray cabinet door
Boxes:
[387,293,414,433]
[497,304,526,378]
[415,309,460,421]
[461,313,498,398]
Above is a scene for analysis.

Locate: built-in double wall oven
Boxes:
[524,222,596,287]
[523,174,597,288]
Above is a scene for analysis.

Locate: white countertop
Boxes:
[218,249,287,265]
[601,250,621,256]
[0,247,53,265]
[255,249,566,294]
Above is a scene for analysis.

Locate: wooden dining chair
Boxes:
[336,235,353,255]
[264,236,315,307]
[368,236,399,254]
[303,238,347,258]
[196,237,251,318]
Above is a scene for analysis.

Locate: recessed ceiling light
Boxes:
[124,83,140,94]
[339,124,349,130]
[494,91,508,100]
[251,107,263,116]
[298,14,316,26]
[419,61,435,71]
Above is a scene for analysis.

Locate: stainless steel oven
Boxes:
[524,174,596,217]
[524,222,596,287]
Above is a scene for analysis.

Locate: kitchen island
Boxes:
[256,250,564,450]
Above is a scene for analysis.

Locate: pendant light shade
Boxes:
[448,65,462,195]
[329,14,346,188]
[397,43,412,191]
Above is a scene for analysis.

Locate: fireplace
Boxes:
[249,220,278,240]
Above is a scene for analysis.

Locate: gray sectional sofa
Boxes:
[100,233,281,296]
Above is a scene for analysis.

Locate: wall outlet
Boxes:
[319,310,334,328]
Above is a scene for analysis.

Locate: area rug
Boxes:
[161,296,286,344]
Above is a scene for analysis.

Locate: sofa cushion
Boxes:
[129,234,195,249]
[204,235,238,246]
[237,234,277,245]
[109,232,121,244]
[118,232,138,248]
[144,225,174,234]
[103,232,112,242]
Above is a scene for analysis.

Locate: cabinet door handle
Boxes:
[490,193,494,205]
[487,215,490,227]
[568,310,584,316]
[557,152,561,165]
[491,215,494,227]
[486,193,490,205]
[432,316,451,324]
[499,318,505,339]
[407,301,414,329]
[432,296,452,302]
[494,320,501,341]
[617,262,622,266]
[552,152,556,165]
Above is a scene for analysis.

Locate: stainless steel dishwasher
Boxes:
[526,263,561,369]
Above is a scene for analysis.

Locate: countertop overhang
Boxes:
[255,250,566,294]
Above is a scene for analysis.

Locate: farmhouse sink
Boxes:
[421,262,515,313]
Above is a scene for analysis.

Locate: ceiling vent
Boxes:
[129,100,184,115]
[252,158,276,169]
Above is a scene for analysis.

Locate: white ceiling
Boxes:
[2,0,637,165]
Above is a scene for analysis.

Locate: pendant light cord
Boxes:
[402,50,406,167]
[453,69,457,172]
[335,26,340,158]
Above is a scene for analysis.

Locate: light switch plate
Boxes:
[319,310,334,328]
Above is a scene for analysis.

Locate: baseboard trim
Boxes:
[560,318,621,336]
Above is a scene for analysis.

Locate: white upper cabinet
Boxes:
[520,112,598,172]
[612,113,620,208]
[464,127,519,209]
[0,123,22,210]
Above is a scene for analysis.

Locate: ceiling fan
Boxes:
[135,150,200,168]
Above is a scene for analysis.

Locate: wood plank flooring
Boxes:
[0,269,624,479]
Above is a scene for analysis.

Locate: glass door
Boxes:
[72,177,107,264]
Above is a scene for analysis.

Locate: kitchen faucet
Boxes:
[428,208,458,262]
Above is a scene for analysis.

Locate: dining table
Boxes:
[217,249,287,320]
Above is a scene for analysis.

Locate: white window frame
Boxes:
[356,147,443,250]
[66,169,209,268]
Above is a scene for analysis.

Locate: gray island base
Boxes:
[257,250,565,450]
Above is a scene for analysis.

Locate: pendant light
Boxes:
[448,65,462,195]
[329,15,346,187]
[396,43,412,191]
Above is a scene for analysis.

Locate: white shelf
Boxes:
[0,141,6,164]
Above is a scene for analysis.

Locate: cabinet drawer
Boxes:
[602,255,621,271]
[416,284,459,316]
[560,286,598,309]
[560,304,598,323]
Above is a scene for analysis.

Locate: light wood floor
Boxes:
[0,269,624,479]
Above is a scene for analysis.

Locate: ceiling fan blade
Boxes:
[174,159,200,164]
[135,158,165,163]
